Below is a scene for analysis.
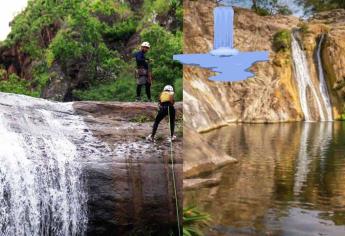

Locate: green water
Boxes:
[185,122,345,236]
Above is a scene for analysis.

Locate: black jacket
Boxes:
[133,51,149,70]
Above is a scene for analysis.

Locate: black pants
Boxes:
[136,83,151,100]
[152,105,175,137]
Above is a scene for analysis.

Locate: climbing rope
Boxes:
[168,107,181,236]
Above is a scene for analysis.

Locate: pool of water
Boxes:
[185,122,345,236]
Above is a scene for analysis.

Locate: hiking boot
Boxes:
[146,134,155,142]
[167,135,177,142]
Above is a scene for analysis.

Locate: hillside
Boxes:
[0,0,182,102]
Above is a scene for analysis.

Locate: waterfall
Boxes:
[316,34,333,121]
[291,33,325,121]
[211,6,239,56]
[0,93,88,236]
[214,7,234,49]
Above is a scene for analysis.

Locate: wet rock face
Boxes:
[311,9,345,118]
[73,101,183,235]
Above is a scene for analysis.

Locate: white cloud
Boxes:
[0,0,28,41]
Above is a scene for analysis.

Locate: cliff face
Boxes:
[0,92,182,235]
[73,101,183,235]
[183,0,345,131]
[311,9,345,118]
[0,0,182,102]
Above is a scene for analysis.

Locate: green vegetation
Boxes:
[141,25,182,100]
[0,74,39,97]
[298,22,310,35]
[295,0,345,14]
[183,206,211,236]
[340,114,345,120]
[73,72,136,101]
[251,0,292,15]
[273,29,291,52]
[130,114,154,123]
[0,0,182,101]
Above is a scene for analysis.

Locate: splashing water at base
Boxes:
[0,93,88,236]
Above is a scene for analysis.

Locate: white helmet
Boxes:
[164,85,174,92]
[141,42,150,48]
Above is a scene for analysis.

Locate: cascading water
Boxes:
[214,7,234,49]
[0,93,88,236]
[210,5,239,56]
[316,34,333,121]
[291,32,325,121]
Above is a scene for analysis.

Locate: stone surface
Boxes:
[309,9,345,118]
[183,124,236,179]
[73,101,183,235]
[183,0,345,131]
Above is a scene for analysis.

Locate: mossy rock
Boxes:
[273,30,291,52]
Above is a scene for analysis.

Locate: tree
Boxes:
[251,0,293,15]
[294,0,345,14]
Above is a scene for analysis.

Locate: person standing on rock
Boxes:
[147,85,176,142]
[133,42,153,102]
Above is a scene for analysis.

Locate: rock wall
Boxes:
[74,101,183,235]
[183,0,345,131]
[183,0,302,132]
[310,9,345,118]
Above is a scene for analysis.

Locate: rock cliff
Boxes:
[73,101,183,235]
[183,0,345,132]
[0,92,182,236]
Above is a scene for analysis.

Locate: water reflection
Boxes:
[185,122,345,235]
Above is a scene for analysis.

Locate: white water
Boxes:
[316,34,333,121]
[291,33,326,121]
[0,93,88,236]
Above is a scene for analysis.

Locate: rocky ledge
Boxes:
[74,101,183,235]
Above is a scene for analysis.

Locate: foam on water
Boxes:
[0,93,89,236]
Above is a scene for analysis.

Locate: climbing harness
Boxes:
[168,107,181,236]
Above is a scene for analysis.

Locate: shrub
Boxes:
[102,18,137,41]
[0,68,6,79]
[174,77,182,101]
[273,29,291,52]
[183,206,210,236]
[73,72,136,101]
[298,22,310,34]
[90,0,132,18]
[49,30,83,64]
[253,6,271,16]
[140,25,182,94]
[0,74,39,97]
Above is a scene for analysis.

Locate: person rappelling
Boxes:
[147,85,176,142]
[133,42,153,102]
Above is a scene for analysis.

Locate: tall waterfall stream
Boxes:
[0,92,108,236]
